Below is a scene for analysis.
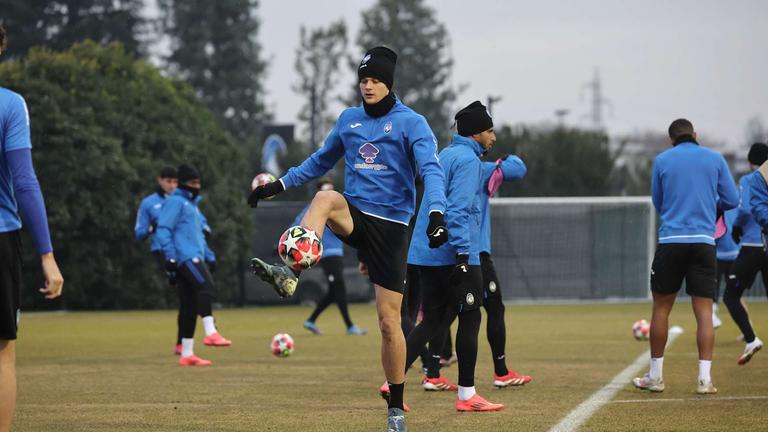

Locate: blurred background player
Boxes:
[633,118,738,395]
[300,177,367,336]
[0,24,64,432]
[156,164,231,366]
[714,207,739,329]
[725,143,768,365]
[247,46,448,432]
[400,101,504,411]
[478,153,532,387]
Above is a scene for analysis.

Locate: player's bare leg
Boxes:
[691,295,714,360]
[0,340,16,432]
[376,286,406,384]
[650,291,677,357]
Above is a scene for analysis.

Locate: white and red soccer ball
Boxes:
[251,172,277,196]
[632,319,650,341]
[278,225,323,272]
[271,333,294,358]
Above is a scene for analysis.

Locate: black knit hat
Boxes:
[358,46,397,89]
[177,164,200,184]
[455,101,494,137]
[748,142,768,165]
[159,166,177,179]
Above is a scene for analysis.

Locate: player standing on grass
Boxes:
[300,177,367,336]
[393,101,505,411]
[156,165,232,366]
[0,25,64,432]
[248,46,448,432]
[478,153,532,387]
[633,118,738,394]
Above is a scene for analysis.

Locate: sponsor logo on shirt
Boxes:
[355,143,388,171]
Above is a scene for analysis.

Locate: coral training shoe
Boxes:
[174,344,182,356]
[632,374,665,392]
[696,379,717,394]
[379,382,409,412]
[493,371,532,387]
[455,394,504,412]
[203,332,232,347]
[179,354,212,366]
[250,257,298,298]
[303,320,321,335]
[422,376,458,391]
[738,337,763,365]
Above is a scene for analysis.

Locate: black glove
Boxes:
[149,222,157,234]
[449,254,470,286]
[248,181,284,208]
[164,258,177,272]
[207,261,216,274]
[732,225,743,244]
[426,211,448,248]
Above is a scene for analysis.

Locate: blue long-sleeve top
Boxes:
[748,166,768,231]
[479,156,527,254]
[280,98,447,225]
[732,171,764,247]
[1,87,53,254]
[291,204,343,257]
[651,142,739,245]
[716,207,740,261]
[408,135,484,266]
[156,188,215,264]
[135,190,168,252]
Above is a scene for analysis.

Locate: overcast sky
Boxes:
[153,0,768,147]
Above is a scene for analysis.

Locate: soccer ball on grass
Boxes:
[632,319,650,341]
[271,333,294,357]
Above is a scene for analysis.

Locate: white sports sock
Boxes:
[698,360,712,382]
[202,316,217,336]
[458,385,476,401]
[649,357,663,381]
[181,338,194,358]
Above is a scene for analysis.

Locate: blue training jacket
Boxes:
[732,171,764,247]
[716,208,739,261]
[291,204,343,258]
[156,188,215,264]
[0,88,31,232]
[135,190,168,252]
[747,167,768,231]
[479,156,527,254]
[280,98,446,225]
[651,142,738,245]
[408,135,484,266]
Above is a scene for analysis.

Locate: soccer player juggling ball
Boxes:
[248,47,448,432]
[633,119,738,395]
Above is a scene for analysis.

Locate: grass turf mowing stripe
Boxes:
[610,395,768,404]
[548,330,682,432]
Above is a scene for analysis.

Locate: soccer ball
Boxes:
[632,319,650,341]
[251,172,277,197]
[278,225,323,271]
[271,333,294,357]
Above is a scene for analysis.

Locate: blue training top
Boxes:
[156,188,215,264]
[408,134,484,266]
[716,208,739,261]
[280,98,447,225]
[651,141,739,245]
[291,204,343,258]
[135,190,169,252]
[478,156,527,254]
[732,171,764,247]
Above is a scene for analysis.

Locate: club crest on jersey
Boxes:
[384,121,392,134]
[359,143,380,163]
[488,281,497,293]
[466,293,475,306]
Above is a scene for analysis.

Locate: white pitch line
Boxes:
[611,395,768,404]
[548,331,682,432]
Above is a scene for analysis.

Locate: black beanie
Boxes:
[748,142,768,165]
[455,101,494,137]
[358,46,397,89]
[177,164,200,184]
[159,166,177,179]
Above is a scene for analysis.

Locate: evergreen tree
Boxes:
[0,0,145,59]
[353,0,457,144]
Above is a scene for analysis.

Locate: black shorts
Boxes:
[0,230,23,340]
[728,246,768,290]
[338,200,408,293]
[650,243,716,298]
[416,264,483,312]
[480,253,502,300]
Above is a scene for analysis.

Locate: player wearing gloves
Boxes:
[247,46,447,432]
[156,165,231,366]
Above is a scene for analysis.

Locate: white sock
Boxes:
[181,338,194,358]
[698,360,712,382]
[649,357,663,381]
[202,316,217,336]
[458,385,476,401]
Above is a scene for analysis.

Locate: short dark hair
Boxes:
[668,118,694,140]
[0,25,6,52]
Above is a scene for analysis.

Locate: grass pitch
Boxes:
[13,302,768,431]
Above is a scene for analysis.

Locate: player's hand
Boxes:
[358,261,369,276]
[426,211,448,248]
[248,181,284,208]
[449,254,470,286]
[207,261,216,274]
[39,253,63,299]
[164,258,177,272]
[732,225,743,244]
